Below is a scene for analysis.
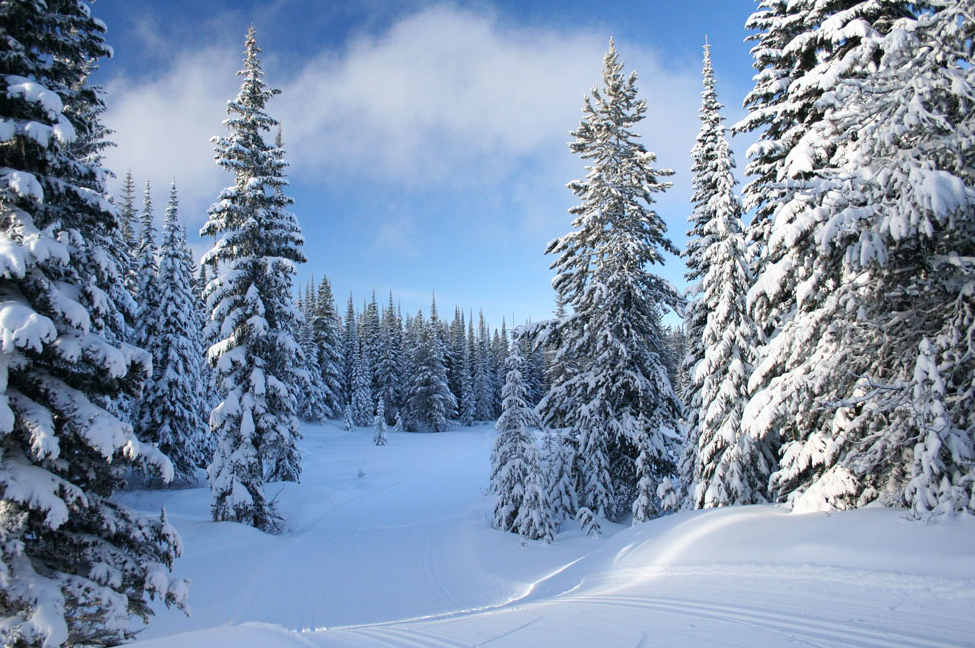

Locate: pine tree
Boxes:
[0,3,186,644]
[352,345,373,426]
[680,43,767,509]
[473,311,495,421]
[344,404,354,431]
[361,290,381,400]
[136,183,210,486]
[738,1,973,512]
[448,307,466,406]
[133,179,161,381]
[342,293,358,407]
[310,276,343,418]
[373,397,388,446]
[202,26,305,531]
[407,300,456,432]
[490,344,552,541]
[544,430,578,527]
[459,319,476,427]
[375,291,403,425]
[542,40,682,522]
[116,169,138,297]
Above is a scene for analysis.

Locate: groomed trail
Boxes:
[123,422,975,648]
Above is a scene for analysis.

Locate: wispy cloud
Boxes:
[102,5,704,234]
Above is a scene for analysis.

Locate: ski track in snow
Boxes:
[129,422,975,648]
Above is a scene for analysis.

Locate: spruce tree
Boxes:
[202,26,305,531]
[739,1,973,512]
[490,343,552,541]
[310,276,343,418]
[133,179,161,380]
[473,311,495,421]
[459,320,476,427]
[351,345,373,426]
[373,397,388,446]
[680,43,767,509]
[0,2,186,644]
[136,183,210,486]
[407,300,456,432]
[542,40,682,522]
[342,293,358,407]
[375,292,403,425]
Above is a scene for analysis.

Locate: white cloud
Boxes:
[102,5,705,240]
[103,44,240,226]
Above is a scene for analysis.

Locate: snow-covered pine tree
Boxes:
[375,291,403,425]
[373,397,388,446]
[343,404,354,431]
[680,43,768,509]
[351,345,373,426]
[491,321,510,418]
[0,2,187,644]
[133,179,161,378]
[544,430,578,528]
[796,2,974,513]
[542,40,682,522]
[342,293,358,408]
[310,276,343,418]
[361,290,381,400]
[473,311,495,421]
[739,1,974,512]
[447,307,466,406]
[459,317,476,426]
[406,299,456,432]
[490,342,552,541]
[202,26,305,530]
[118,170,137,251]
[136,183,210,486]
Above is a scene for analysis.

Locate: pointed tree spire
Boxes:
[202,26,305,531]
[137,182,210,485]
[680,43,768,509]
[539,39,682,524]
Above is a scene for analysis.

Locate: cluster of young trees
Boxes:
[294,280,548,433]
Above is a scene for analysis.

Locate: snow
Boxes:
[3,76,63,118]
[1,168,44,202]
[119,421,975,648]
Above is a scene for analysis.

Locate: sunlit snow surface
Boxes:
[121,422,975,647]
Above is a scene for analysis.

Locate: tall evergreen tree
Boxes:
[448,307,466,405]
[406,299,456,432]
[459,316,476,427]
[490,343,552,542]
[115,169,138,298]
[351,344,373,426]
[309,276,343,418]
[737,1,973,513]
[133,179,161,378]
[202,26,305,531]
[342,293,358,408]
[137,183,210,486]
[0,2,186,644]
[375,292,403,425]
[473,311,495,421]
[541,40,682,523]
[680,43,767,509]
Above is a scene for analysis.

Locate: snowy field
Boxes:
[121,422,975,648]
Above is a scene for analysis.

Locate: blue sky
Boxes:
[91,0,759,329]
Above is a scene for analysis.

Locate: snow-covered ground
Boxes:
[123,422,975,647]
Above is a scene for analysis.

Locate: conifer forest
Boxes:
[1,1,973,647]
